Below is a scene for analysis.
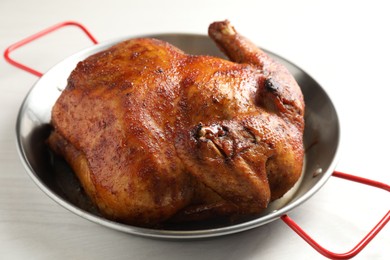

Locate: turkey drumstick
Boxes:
[209,20,305,125]
[208,20,270,68]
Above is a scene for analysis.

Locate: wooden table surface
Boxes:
[1,0,389,259]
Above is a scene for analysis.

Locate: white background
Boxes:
[0,0,389,259]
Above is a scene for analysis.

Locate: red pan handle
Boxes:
[3,21,98,77]
[281,171,390,259]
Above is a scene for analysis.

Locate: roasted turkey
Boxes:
[48,20,305,227]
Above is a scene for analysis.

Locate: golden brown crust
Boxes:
[48,21,304,226]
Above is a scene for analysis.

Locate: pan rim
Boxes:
[15,33,341,239]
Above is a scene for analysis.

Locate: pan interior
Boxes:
[16,34,340,238]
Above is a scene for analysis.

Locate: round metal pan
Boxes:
[16,34,340,239]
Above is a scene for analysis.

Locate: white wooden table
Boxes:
[1,0,389,259]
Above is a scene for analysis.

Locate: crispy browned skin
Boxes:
[48,20,305,227]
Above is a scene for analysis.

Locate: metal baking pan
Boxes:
[5,21,389,259]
